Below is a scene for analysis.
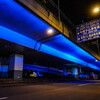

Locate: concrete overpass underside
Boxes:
[0,0,100,80]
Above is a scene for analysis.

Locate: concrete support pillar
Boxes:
[72,67,78,78]
[9,54,23,80]
[79,68,83,73]
[63,66,67,76]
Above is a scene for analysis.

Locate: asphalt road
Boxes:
[0,80,100,100]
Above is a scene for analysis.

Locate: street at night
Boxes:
[0,80,100,100]
[0,0,100,100]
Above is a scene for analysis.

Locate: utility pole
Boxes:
[58,0,60,21]
[97,39,100,56]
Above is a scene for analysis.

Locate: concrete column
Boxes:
[72,67,78,78]
[9,54,23,80]
[63,66,67,76]
[79,68,83,73]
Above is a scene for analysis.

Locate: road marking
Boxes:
[78,83,91,86]
[0,97,8,100]
[78,83,100,87]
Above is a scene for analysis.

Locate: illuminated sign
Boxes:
[76,18,100,42]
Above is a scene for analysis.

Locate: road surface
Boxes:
[0,80,100,100]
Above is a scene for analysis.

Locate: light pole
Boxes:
[92,7,100,55]
[58,0,60,21]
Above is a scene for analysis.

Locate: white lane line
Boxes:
[0,97,8,100]
[78,83,100,87]
[78,83,91,86]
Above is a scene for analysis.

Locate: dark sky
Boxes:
[53,0,100,26]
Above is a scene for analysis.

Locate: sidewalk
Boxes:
[0,78,95,87]
[0,78,74,86]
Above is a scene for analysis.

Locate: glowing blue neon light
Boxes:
[24,64,62,72]
[0,66,8,72]
[24,66,47,73]
[45,34,97,62]
[0,26,36,49]
[40,44,100,70]
[88,63,100,70]
[24,65,62,75]
[0,0,52,40]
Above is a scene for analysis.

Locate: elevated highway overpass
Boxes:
[0,0,100,80]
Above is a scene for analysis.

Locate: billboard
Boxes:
[76,18,100,42]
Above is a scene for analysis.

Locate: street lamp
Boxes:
[95,59,98,62]
[93,7,100,13]
[92,6,100,56]
[46,28,54,35]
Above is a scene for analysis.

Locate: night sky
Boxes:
[53,0,100,26]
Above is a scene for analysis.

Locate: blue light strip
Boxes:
[0,0,49,30]
[24,64,62,72]
[88,63,100,70]
[43,34,100,69]
[24,65,62,75]
[0,0,53,40]
[60,35,96,61]
[45,34,97,62]
[0,26,36,49]
[40,44,100,70]
[0,66,8,72]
